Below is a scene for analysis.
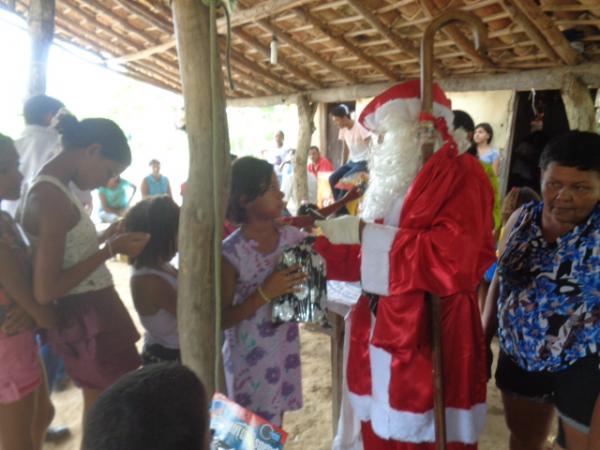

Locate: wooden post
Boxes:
[560,74,596,132]
[293,94,317,206]
[172,0,230,394]
[27,0,55,96]
[330,313,344,436]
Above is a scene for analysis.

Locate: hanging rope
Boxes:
[202,0,234,390]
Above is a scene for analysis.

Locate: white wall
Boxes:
[447,90,514,154]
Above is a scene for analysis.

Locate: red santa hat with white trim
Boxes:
[358,79,453,133]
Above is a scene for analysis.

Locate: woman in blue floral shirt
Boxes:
[483,131,599,450]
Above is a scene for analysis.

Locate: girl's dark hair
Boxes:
[331,104,351,119]
[124,196,180,268]
[539,131,600,174]
[475,122,493,144]
[227,156,274,223]
[55,114,131,166]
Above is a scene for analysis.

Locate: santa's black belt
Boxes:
[363,292,379,316]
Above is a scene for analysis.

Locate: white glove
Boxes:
[316,215,361,244]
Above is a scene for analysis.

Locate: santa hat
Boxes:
[358,80,453,133]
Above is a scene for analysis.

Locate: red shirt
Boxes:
[307,157,334,177]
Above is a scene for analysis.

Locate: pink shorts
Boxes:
[0,330,42,404]
[48,286,141,390]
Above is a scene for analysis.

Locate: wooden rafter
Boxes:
[507,0,583,65]
[233,28,323,89]
[256,18,358,83]
[111,0,172,34]
[58,0,180,75]
[228,68,274,96]
[344,0,420,62]
[216,0,316,33]
[499,0,562,64]
[228,48,298,92]
[419,0,495,69]
[292,7,399,81]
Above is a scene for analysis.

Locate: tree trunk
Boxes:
[27,0,54,96]
[561,74,596,132]
[293,94,317,206]
[172,0,230,394]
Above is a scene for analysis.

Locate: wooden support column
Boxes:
[27,0,54,96]
[294,94,317,206]
[172,0,230,393]
[561,74,596,132]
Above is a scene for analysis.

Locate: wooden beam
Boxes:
[419,0,495,69]
[499,0,562,64]
[228,48,298,91]
[509,0,582,66]
[292,7,399,81]
[217,0,315,33]
[345,0,438,74]
[561,74,596,131]
[172,0,230,394]
[105,40,177,64]
[58,0,180,75]
[27,0,54,96]
[228,61,278,96]
[226,62,600,107]
[111,0,173,33]
[256,19,357,83]
[233,29,322,89]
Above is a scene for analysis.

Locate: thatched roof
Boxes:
[2,0,600,99]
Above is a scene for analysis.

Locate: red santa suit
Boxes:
[315,81,495,449]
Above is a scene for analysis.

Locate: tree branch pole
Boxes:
[560,74,596,132]
[27,0,55,96]
[172,0,230,394]
[293,94,317,207]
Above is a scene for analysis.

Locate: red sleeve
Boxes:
[322,159,335,172]
[313,236,361,282]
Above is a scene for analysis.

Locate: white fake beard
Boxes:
[360,118,422,222]
[360,118,470,223]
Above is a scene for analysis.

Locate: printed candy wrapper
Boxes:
[271,236,330,327]
[210,392,288,450]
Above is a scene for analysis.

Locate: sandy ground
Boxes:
[44,260,518,450]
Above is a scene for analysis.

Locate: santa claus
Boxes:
[314,80,496,449]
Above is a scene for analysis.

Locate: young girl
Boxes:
[221,156,308,426]
[19,115,150,418]
[124,196,180,365]
[474,122,500,175]
[0,134,55,450]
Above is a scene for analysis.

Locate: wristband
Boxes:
[257,286,271,304]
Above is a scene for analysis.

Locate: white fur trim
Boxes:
[360,223,398,296]
[349,345,487,444]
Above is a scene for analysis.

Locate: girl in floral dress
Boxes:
[221,156,308,426]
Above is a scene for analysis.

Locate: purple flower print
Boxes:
[285,353,300,370]
[281,382,295,397]
[257,320,276,338]
[235,392,252,407]
[245,346,266,366]
[265,367,281,384]
[286,325,298,342]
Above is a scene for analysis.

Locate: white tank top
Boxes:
[22,175,113,296]
[131,266,179,350]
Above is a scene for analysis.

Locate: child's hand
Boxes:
[261,265,309,299]
[109,232,151,258]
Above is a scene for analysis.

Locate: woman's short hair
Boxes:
[55,114,131,166]
[124,196,180,268]
[23,95,64,126]
[475,122,494,144]
[331,104,351,119]
[227,156,274,224]
[82,363,208,450]
[540,131,600,174]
